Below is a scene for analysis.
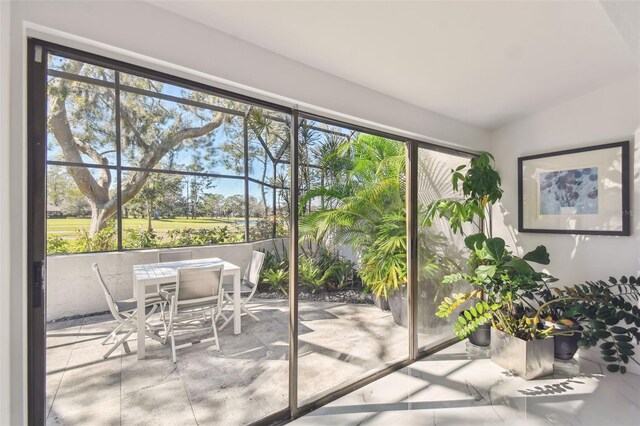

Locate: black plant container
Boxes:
[468,323,491,347]
[374,295,390,311]
[554,328,582,360]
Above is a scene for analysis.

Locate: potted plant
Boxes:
[532,276,640,373]
[424,152,503,346]
[534,294,583,360]
[435,233,557,379]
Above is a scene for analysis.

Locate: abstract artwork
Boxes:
[539,167,598,215]
[518,141,630,236]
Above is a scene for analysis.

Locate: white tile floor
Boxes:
[291,341,640,426]
[46,299,416,425]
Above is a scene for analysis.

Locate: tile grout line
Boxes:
[46,319,82,420]
[120,344,123,426]
[178,364,200,425]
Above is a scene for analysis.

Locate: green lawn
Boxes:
[47,216,252,238]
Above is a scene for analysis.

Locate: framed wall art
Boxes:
[518,141,630,236]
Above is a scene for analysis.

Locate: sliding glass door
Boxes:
[39,44,291,425]
[415,147,474,350]
[29,39,477,426]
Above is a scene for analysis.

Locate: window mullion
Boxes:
[115,71,123,251]
[243,108,250,242]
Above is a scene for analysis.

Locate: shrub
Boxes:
[47,235,69,255]
[70,223,117,253]
[249,219,275,241]
[316,248,356,290]
[259,242,290,295]
[298,255,324,293]
[262,268,289,295]
[123,228,159,249]
[166,226,244,246]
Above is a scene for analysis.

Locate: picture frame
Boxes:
[518,141,630,236]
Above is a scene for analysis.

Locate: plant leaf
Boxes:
[483,238,505,262]
[464,233,487,251]
[504,258,535,274]
[476,265,497,278]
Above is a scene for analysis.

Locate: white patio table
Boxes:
[133,257,242,360]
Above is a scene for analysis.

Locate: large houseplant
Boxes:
[435,233,557,379]
[424,152,503,345]
[429,153,640,377]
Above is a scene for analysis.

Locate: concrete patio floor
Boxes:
[46,299,414,425]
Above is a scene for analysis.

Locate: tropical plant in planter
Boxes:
[435,232,557,379]
[435,233,554,337]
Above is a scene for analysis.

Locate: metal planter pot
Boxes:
[491,328,554,380]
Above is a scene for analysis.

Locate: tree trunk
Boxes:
[89,205,107,235]
[261,153,269,218]
[147,203,153,232]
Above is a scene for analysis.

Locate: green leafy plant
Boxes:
[298,255,324,293]
[358,213,407,298]
[71,222,117,252]
[249,219,276,241]
[424,152,503,235]
[298,135,408,298]
[533,276,640,374]
[123,227,159,249]
[436,233,554,340]
[315,248,356,290]
[259,242,290,296]
[47,235,69,255]
[262,268,289,296]
[165,226,244,246]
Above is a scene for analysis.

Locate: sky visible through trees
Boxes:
[45,53,352,251]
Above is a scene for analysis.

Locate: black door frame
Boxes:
[27,38,48,426]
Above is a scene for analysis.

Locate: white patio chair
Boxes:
[162,264,225,363]
[159,249,193,264]
[219,250,266,330]
[92,263,163,359]
[157,250,193,320]
[157,249,193,292]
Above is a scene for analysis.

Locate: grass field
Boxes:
[47,217,255,238]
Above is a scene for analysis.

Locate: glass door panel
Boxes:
[296,117,409,403]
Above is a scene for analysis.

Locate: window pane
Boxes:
[47,73,116,166]
[121,172,245,249]
[119,85,244,176]
[46,165,118,254]
[48,54,115,82]
[120,73,240,109]
[248,182,274,241]
[248,141,274,182]
[247,109,289,181]
[297,119,408,403]
[417,149,473,349]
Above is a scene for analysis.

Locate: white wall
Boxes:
[491,73,640,373]
[47,239,287,321]
[4,2,489,423]
[14,1,490,152]
[0,1,13,424]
